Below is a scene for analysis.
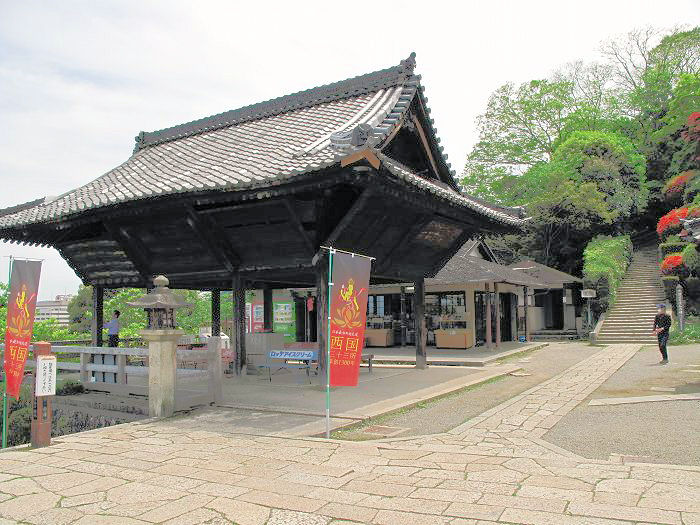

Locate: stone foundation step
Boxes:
[597,338,658,344]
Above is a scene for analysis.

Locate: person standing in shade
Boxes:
[105,310,121,348]
[652,304,671,364]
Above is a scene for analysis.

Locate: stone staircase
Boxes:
[596,247,665,345]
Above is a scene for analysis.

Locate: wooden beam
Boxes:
[91,285,104,348]
[324,189,372,247]
[414,277,427,369]
[485,283,492,349]
[232,273,246,373]
[283,198,315,255]
[410,114,442,183]
[185,207,239,273]
[315,252,329,380]
[495,283,501,348]
[263,286,273,331]
[211,289,221,336]
[340,148,381,169]
[103,223,151,283]
[400,286,407,347]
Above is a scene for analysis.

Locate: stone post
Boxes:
[31,342,53,448]
[116,353,127,384]
[207,336,223,404]
[676,283,685,332]
[141,329,182,418]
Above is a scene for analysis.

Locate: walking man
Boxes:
[105,310,121,348]
[652,304,671,364]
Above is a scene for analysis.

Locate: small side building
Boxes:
[507,260,583,338]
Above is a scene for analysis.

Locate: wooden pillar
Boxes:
[315,253,329,378]
[211,289,221,336]
[523,286,530,342]
[414,277,427,369]
[485,283,492,349]
[91,285,104,347]
[494,283,501,348]
[263,286,273,331]
[232,274,246,374]
[400,286,407,347]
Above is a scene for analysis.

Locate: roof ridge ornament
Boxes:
[330,123,384,151]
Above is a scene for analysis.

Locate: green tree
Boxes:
[552,131,648,220]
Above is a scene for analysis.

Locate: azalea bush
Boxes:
[660,254,688,277]
[657,207,689,240]
[582,234,633,312]
[663,170,698,200]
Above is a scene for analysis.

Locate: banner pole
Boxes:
[325,248,334,439]
[2,255,12,449]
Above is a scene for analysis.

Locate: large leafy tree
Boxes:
[552,131,649,221]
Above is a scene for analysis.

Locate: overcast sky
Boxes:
[1,1,698,299]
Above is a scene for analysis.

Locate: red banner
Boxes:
[329,252,371,387]
[4,260,42,399]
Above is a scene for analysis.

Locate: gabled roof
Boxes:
[506,260,582,287]
[0,53,526,234]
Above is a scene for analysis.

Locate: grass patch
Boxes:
[669,315,700,345]
[331,375,507,440]
[494,344,546,364]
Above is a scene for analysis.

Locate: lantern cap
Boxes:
[126,275,192,310]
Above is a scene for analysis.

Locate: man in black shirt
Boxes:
[652,304,672,364]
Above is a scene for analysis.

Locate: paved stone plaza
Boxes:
[0,344,698,524]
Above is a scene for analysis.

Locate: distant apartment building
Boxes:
[35,295,74,325]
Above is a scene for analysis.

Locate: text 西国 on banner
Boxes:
[328,252,371,387]
[3,260,42,399]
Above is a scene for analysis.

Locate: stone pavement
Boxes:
[0,344,699,524]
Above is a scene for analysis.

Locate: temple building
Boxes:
[0,53,530,369]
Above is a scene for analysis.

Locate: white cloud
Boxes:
[1,0,698,298]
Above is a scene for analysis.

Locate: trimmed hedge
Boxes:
[582,235,633,312]
[659,239,689,259]
[662,275,680,309]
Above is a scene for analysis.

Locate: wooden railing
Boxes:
[0,340,226,411]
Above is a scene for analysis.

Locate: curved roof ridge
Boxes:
[134,53,417,152]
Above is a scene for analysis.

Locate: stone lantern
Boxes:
[128,275,191,418]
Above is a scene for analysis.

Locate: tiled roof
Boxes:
[379,156,527,226]
[429,249,545,287]
[506,260,582,286]
[0,53,525,231]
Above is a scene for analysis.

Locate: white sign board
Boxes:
[581,289,597,298]
[35,355,57,396]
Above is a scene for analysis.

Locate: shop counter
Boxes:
[365,328,394,347]
[434,328,472,349]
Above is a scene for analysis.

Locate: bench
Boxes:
[264,349,318,383]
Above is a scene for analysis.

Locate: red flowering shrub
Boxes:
[657,207,689,240]
[663,171,697,198]
[660,254,687,277]
[681,112,700,143]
